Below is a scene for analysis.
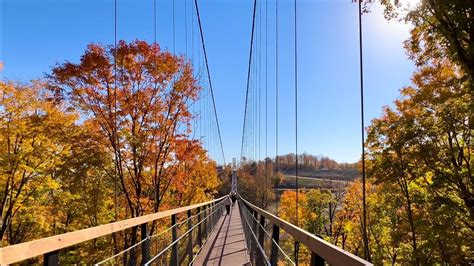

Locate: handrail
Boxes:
[0,196,227,265]
[144,199,227,265]
[239,202,270,265]
[239,196,372,266]
[239,202,294,265]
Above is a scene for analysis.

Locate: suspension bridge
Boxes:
[0,168,371,265]
[0,0,374,264]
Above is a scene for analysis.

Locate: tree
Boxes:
[305,189,334,237]
[333,180,376,259]
[279,190,308,227]
[381,0,474,78]
[380,0,474,140]
[0,81,78,244]
[366,60,473,264]
[237,158,276,209]
[48,40,216,263]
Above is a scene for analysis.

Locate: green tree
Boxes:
[367,60,473,264]
[305,189,335,237]
[381,0,474,77]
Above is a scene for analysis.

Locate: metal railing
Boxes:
[143,198,226,265]
[239,196,373,266]
[0,194,372,266]
[0,196,228,265]
[239,199,295,266]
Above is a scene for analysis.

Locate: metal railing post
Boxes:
[197,206,202,247]
[251,209,258,264]
[141,223,150,264]
[270,224,280,266]
[211,202,215,229]
[43,250,59,266]
[294,241,300,266]
[310,252,325,266]
[252,210,258,235]
[203,205,208,238]
[187,210,193,264]
[311,235,325,266]
[170,214,178,266]
[210,203,215,228]
[256,214,265,265]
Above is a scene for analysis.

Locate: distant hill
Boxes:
[277,168,359,190]
[273,153,359,190]
[276,153,357,172]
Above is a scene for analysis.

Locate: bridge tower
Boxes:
[231,158,237,195]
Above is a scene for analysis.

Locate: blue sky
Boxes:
[2,0,416,164]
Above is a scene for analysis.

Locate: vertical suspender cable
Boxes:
[240,0,258,161]
[256,1,260,203]
[358,0,369,261]
[294,0,298,228]
[113,0,118,222]
[258,0,262,207]
[264,0,268,208]
[275,0,279,216]
[294,0,299,263]
[194,0,226,165]
[192,0,195,66]
[173,0,176,53]
[254,15,258,202]
[185,0,188,55]
[112,0,119,255]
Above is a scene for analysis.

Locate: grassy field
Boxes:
[278,175,349,190]
[277,169,358,190]
[281,168,359,181]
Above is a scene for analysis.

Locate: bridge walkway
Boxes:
[193,202,250,266]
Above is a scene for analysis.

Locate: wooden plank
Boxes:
[240,197,372,266]
[193,202,249,265]
[0,196,226,265]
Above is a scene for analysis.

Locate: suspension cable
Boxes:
[154,0,156,44]
[185,0,188,55]
[255,1,262,206]
[194,0,226,165]
[294,0,299,263]
[294,0,299,228]
[113,0,118,225]
[264,0,268,208]
[275,0,279,216]
[173,0,176,53]
[240,0,258,161]
[358,0,369,261]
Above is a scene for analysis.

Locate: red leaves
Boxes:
[49,40,212,218]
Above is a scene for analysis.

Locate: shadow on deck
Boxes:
[193,202,250,266]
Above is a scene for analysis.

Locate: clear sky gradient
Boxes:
[2,0,416,164]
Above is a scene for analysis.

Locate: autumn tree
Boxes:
[0,81,78,245]
[381,0,473,77]
[49,40,218,263]
[50,122,116,263]
[237,158,276,209]
[380,0,474,146]
[366,60,473,264]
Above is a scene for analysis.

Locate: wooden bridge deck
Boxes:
[193,202,250,266]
